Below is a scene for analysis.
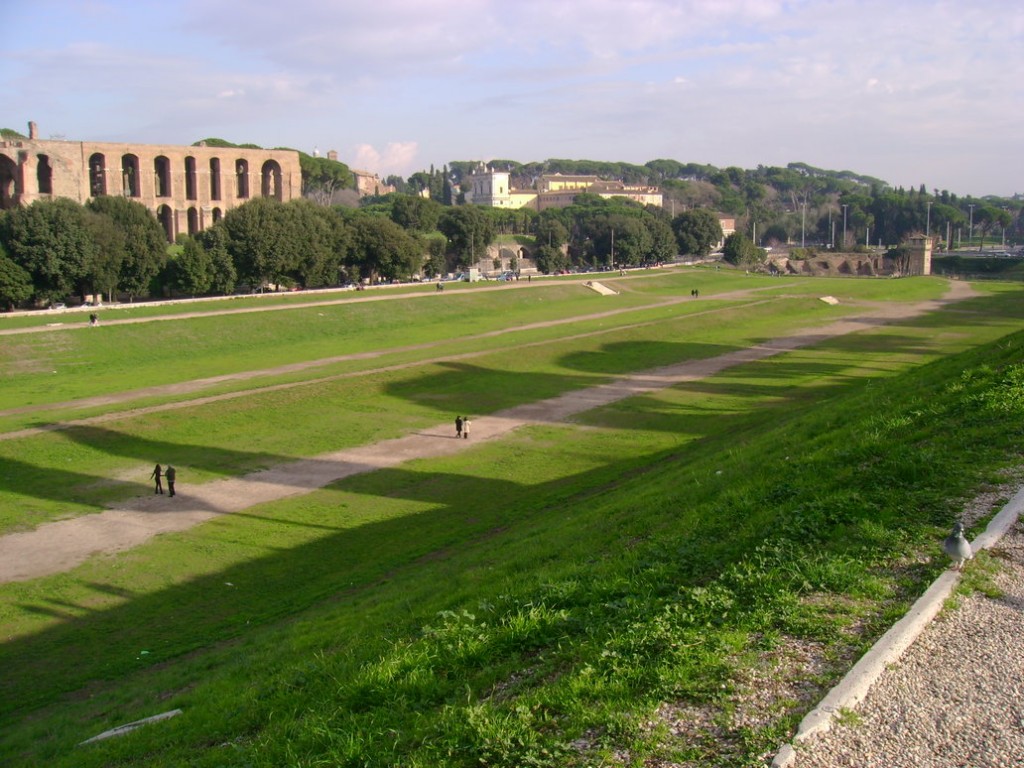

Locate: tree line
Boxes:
[4,135,1021,310]
[0,190,729,309]
[387,158,1022,253]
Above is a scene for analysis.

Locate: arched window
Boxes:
[0,154,19,209]
[156,204,175,242]
[36,154,53,194]
[209,158,221,201]
[121,154,140,197]
[235,159,249,199]
[187,207,199,235]
[261,160,282,200]
[89,153,107,196]
[212,207,222,223]
[154,156,171,197]
[184,156,197,201]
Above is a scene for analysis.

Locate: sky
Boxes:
[2,0,1022,198]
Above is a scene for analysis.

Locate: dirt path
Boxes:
[0,281,978,583]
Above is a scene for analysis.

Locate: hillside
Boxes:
[1,272,1023,766]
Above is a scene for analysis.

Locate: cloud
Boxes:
[4,0,1022,195]
[351,141,420,177]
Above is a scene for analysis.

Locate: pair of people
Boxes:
[454,416,471,439]
[149,463,177,497]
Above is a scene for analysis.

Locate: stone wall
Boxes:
[0,128,301,241]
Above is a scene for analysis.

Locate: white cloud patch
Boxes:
[352,141,420,177]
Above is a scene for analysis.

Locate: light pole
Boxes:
[828,207,833,248]
[926,201,932,239]
[968,204,975,247]
[800,202,806,247]
[841,204,849,250]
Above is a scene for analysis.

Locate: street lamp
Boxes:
[801,202,806,247]
[926,201,932,239]
[841,204,849,250]
[968,204,975,247]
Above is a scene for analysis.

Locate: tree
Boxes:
[671,209,723,256]
[348,215,422,283]
[590,215,651,267]
[534,244,567,274]
[721,232,765,267]
[198,225,237,295]
[221,198,293,289]
[82,208,126,302]
[167,236,214,296]
[0,248,33,310]
[2,198,95,303]
[390,194,443,233]
[644,215,677,262]
[535,217,569,250]
[86,196,167,300]
[280,200,345,288]
[421,235,447,278]
[437,206,495,268]
[972,205,1012,251]
[300,153,353,206]
[760,223,789,247]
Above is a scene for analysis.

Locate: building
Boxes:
[0,121,302,241]
[465,166,664,211]
[350,165,396,198]
[717,217,736,250]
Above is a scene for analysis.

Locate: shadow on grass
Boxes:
[0,452,695,727]
[0,325,967,725]
[3,301,1022,762]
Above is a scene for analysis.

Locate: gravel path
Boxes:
[785,516,1024,768]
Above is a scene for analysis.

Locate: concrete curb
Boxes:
[771,484,1024,767]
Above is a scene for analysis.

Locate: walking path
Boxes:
[775,489,1024,767]
[0,281,976,583]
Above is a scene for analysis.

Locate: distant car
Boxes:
[50,302,67,310]
[497,271,516,281]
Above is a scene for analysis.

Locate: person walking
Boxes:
[463,417,471,439]
[455,416,463,438]
[150,463,164,495]
[165,465,176,497]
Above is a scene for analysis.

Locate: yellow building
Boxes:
[465,166,663,211]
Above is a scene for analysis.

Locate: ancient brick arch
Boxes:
[89,153,107,196]
[1,124,302,240]
[121,154,140,197]
[261,160,282,200]
[235,159,249,199]
[154,156,172,197]
[156,204,174,242]
[0,154,18,209]
[36,154,52,194]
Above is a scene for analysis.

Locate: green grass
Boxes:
[1,271,1023,767]
[1,273,952,531]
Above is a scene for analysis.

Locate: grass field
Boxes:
[2,268,1023,767]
